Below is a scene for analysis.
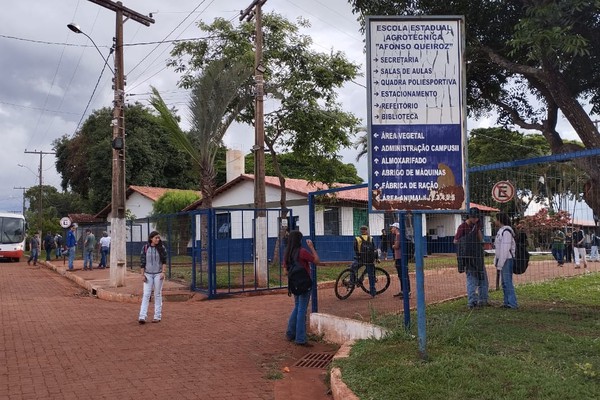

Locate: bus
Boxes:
[0,212,26,262]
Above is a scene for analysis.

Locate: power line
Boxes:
[127,0,213,76]
[72,52,113,135]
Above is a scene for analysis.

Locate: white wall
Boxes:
[126,192,154,219]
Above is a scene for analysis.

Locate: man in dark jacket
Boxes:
[454,208,488,309]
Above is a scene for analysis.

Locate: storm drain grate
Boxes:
[293,352,334,369]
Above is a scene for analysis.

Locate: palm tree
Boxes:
[354,126,368,162]
[150,59,253,208]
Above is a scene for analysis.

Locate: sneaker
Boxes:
[575,265,581,269]
[295,342,313,347]
[151,319,161,323]
[138,319,146,325]
[393,292,403,297]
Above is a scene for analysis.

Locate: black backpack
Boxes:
[357,236,376,264]
[287,254,312,296]
[508,228,530,274]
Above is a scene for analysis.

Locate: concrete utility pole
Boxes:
[86,0,154,287]
[24,150,55,234]
[13,187,27,215]
[240,0,268,286]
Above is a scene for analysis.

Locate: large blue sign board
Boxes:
[367,16,467,212]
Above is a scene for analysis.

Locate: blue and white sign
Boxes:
[367,16,467,212]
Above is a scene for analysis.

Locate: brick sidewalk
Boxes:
[0,260,334,400]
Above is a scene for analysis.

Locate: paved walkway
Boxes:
[0,260,335,400]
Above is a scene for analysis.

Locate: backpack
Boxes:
[356,236,376,264]
[508,228,530,274]
[287,254,312,296]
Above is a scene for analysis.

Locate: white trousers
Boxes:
[138,273,164,321]
[574,247,587,267]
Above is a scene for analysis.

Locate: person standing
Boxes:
[454,208,488,309]
[590,230,600,262]
[27,233,40,266]
[494,213,518,309]
[353,225,378,297]
[66,224,78,271]
[551,229,566,267]
[390,222,411,298]
[564,232,573,263]
[379,228,389,261]
[98,231,111,269]
[573,225,588,269]
[83,229,96,271]
[43,232,54,262]
[54,233,63,259]
[284,230,320,346]
[138,231,168,324]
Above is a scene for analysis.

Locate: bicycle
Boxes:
[334,262,391,300]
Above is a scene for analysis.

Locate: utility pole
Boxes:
[241,0,268,286]
[86,0,154,287]
[14,187,27,215]
[24,150,55,234]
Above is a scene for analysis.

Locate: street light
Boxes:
[67,23,115,75]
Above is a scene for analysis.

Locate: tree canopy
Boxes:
[53,104,197,212]
[168,13,362,192]
[348,0,600,215]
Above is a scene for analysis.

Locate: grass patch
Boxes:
[335,273,600,400]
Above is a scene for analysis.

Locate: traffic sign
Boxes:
[492,181,515,203]
[60,217,72,228]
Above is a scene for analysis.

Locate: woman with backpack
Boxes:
[284,230,320,347]
[494,213,518,309]
[138,231,168,324]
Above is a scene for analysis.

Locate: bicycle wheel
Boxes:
[334,268,356,300]
[359,266,391,296]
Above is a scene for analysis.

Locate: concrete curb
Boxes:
[41,260,200,303]
[308,313,389,400]
[330,341,360,400]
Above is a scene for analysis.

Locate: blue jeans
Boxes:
[590,246,599,262]
[466,267,488,307]
[28,249,39,265]
[350,262,376,296]
[100,247,109,268]
[139,273,164,321]
[45,248,52,261]
[68,246,76,270]
[83,250,94,269]
[55,247,62,259]
[552,247,564,264]
[501,258,518,308]
[286,290,311,344]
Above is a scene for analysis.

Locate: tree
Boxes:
[150,59,253,209]
[348,0,600,215]
[468,127,588,217]
[517,208,572,250]
[169,14,361,266]
[151,191,200,256]
[53,103,197,212]
[168,13,361,206]
[23,185,73,236]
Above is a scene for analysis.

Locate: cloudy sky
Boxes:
[0,0,582,215]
